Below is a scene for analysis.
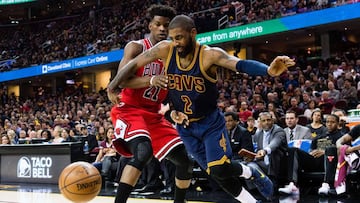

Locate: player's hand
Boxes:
[170,110,189,127]
[150,75,168,89]
[310,149,324,158]
[268,56,295,76]
[107,88,121,104]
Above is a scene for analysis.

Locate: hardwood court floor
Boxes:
[0,182,360,203]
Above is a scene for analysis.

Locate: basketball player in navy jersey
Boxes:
[108,7,193,203]
[108,15,295,202]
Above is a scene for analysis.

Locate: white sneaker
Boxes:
[278,182,300,195]
[279,195,300,203]
[318,182,330,195]
[335,182,346,195]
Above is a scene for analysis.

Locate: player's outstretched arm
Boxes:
[207,47,294,76]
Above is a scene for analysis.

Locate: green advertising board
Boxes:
[196,19,287,45]
[0,0,35,5]
[196,3,360,45]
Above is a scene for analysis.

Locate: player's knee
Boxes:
[128,141,153,170]
[209,164,231,181]
[167,145,193,180]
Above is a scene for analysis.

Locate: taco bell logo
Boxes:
[17,157,31,178]
[17,156,53,178]
[42,65,48,73]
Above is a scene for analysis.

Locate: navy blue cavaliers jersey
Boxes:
[165,43,218,120]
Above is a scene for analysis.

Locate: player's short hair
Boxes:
[147,4,176,20]
[169,14,195,32]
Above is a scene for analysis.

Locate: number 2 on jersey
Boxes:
[181,95,193,115]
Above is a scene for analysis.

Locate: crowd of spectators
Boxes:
[1,0,358,72]
[1,44,359,149]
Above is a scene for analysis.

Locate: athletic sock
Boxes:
[236,187,257,203]
[240,163,252,179]
[115,182,133,203]
[174,186,187,203]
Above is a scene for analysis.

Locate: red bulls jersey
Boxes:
[120,38,168,113]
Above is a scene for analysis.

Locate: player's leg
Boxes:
[114,137,153,203]
[166,144,194,203]
[203,110,272,201]
[148,115,193,203]
[111,106,154,203]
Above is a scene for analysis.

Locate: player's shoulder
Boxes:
[155,40,172,49]
[123,40,144,56]
[202,45,227,58]
[125,39,143,49]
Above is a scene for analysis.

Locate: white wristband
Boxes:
[150,76,155,86]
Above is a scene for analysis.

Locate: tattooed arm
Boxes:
[204,46,292,76]
[107,41,170,92]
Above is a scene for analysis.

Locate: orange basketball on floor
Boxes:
[58,161,102,203]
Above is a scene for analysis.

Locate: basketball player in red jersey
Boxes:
[108,5,193,203]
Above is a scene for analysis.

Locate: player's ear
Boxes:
[148,21,153,31]
[190,28,197,38]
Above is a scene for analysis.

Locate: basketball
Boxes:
[58,161,102,203]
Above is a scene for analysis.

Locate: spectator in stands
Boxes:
[61,128,77,143]
[79,125,98,153]
[6,129,17,144]
[279,114,343,196]
[285,74,299,90]
[340,78,358,109]
[52,125,64,143]
[327,81,340,102]
[287,97,304,116]
[224,111,254,160]
[250,112,288,190]
[329,124,360,196]
[245,116,257,137]
[93,127,119,183]
[1,134,11,145]
[267,102,281,124]
[252,100,266,120]
[306,109,326,139]
[238,101,253,125]
[284,110,312,142]
[298,92,311,110]
[303,100,318,120]
[332,109,350,134]
[41,129,52,143]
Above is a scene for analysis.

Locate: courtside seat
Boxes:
[288,139,324,194]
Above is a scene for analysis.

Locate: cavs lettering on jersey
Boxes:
[120,38,168,113]
[165,43,218,119]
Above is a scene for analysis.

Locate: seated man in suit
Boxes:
[249,112,288,190]
[279,114,343,196]
[284,110,312,142]
[224,111,254,160]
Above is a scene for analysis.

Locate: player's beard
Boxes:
[177,37,195,58]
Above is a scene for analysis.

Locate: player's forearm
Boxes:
[121,76,152,89]
[108,60,137,91]
[235,60,268,76]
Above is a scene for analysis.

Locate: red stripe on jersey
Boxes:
[155,137,183,161]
